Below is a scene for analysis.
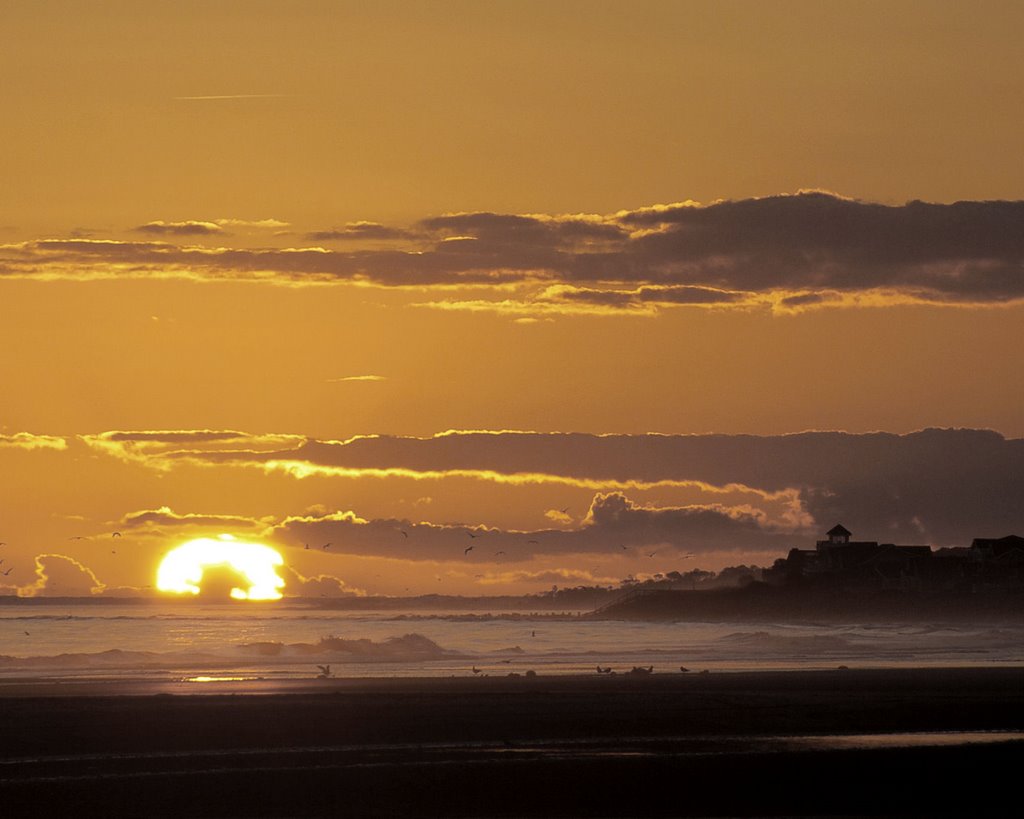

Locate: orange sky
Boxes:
[1,2,1022,599]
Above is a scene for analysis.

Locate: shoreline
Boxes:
[3,667,1022,816]
[0,663,1023,699]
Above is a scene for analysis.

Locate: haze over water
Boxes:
[4,600,1023,684]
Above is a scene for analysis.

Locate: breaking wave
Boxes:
[0,633,459,675]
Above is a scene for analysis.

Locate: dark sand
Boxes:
[2,668,1023,817]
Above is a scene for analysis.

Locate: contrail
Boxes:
[173,94,287,101]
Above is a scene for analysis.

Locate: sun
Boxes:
[156,535,285,600]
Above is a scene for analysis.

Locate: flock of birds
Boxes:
[313,663,706,680]
[387,522,694,566]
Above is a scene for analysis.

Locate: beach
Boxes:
[2,667,1022,817]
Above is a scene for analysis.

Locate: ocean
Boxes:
[2,599,1023,685]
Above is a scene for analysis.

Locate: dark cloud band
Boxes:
[85,427,1024,549]
[4,193,1022,305]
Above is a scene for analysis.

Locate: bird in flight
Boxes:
[1,567,13,576]
[620,544,628,550]
[495,550,505,556]
[560,507,570,514]
[112,532,122,538]
[69,536,89,541]
[527,539,539,544]
[321,543,331,550]
[464,545,474,555]
[316,664,332,679]
[467,531,478,539]
[400,530,409,538]
[647,551,657,558]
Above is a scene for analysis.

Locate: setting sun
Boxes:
[156,535,285,600]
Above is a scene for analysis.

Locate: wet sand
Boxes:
[2,668,1022,817]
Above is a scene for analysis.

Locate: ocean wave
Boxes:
[716,631,852,652]
[0,633,459,671]
[235,633,459,661]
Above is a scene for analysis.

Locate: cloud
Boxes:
[214,218,290,230]
[474,568,608,586]
[88,427,1023,548]
[411,295,659,318]
[0,433,67,451]
[17,554,106,597]
[305,222,416,241]
[527,283,757,312]
[4,193,1021,308]
[269,494,792,561]
[545,508,573,524]
[173,94,287,101]
[119,506,266,532]
[80,429,305,468]
[133,221,224,236]
[278,566,365,597]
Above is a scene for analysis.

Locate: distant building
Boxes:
[767,525,1024,592]
[968,535,1024,585]
[824,524,852,545]
[970,535,1024,563]
[776,524,932,590]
